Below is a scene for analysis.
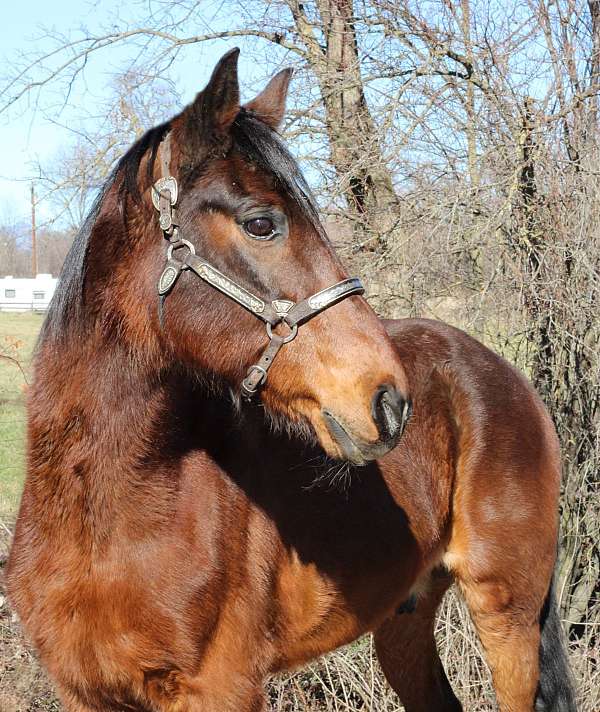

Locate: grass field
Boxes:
[0,312,43,530]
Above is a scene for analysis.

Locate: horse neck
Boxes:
[27,331,199,543]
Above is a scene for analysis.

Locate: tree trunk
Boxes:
[288,0,398,248]
[588,0,600,131]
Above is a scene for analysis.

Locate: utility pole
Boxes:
[31,183,37,277]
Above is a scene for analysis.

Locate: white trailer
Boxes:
[0,274,58,312]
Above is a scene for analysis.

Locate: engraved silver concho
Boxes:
[309,283,348,310]
[158,265,179,295]
[199,264,266,313]
[272,299,294,315]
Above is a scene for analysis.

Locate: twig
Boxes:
[0,354,29,386]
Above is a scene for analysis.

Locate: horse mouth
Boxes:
[322,410,402,465]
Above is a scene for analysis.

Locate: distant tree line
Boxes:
[0,223,73,278]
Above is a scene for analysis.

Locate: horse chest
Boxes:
[268,546,414,669]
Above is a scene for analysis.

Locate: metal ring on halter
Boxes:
[167,238,196,261]
[266,322,298,344]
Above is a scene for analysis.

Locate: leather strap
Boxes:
[152,132,180,240]
[185,256,364,330]
[284,278,364,327]
[241,334,286,395]
[184,253,364,398]
[185,254,281,325]
[160,132,172,178]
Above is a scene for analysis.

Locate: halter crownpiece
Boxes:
[153,133,365,399]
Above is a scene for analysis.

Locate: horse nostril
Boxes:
[372,386,412,444]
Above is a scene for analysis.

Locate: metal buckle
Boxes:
[241,365,268,397]
[246,365,268,385]
[152,177,178,209]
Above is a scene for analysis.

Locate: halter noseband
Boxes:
[153,133,365,400]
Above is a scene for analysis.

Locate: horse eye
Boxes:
[243,217,276,239]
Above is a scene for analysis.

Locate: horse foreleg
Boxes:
[374,569,462,712]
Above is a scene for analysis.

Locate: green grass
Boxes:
[0,312,60,712]
[0,312,44,531]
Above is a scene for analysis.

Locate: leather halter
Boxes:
[152,133,365,399]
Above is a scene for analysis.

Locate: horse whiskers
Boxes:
[303,457,356,493]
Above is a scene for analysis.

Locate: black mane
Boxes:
[40,121,170,343]
[41,111,322,343]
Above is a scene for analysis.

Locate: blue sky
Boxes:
[0,1,120,222]
[0,1,279,228]
[2,1,556,234]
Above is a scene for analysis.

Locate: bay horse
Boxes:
[7,50,575,712]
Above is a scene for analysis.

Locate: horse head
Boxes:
[47,49,411,464]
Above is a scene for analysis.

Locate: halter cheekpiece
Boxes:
[153,132,365,400]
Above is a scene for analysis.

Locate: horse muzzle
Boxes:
[323,386,412,465]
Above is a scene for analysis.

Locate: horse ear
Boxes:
[189,48,241,135]
[244,68,294,131]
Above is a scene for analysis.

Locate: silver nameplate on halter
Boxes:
[197,263,266,314]
[308,278,364,310]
